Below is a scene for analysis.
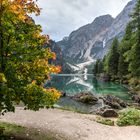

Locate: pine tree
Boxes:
[118,53,128,78]
[128,0,140,77]
[93,59,99,76]
[93,59,103,75]
[98,60,103,74]
[107,38,119,76]
[103,55,108,73]
[118,23,133,78]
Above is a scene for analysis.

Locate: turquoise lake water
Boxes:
[46,74,130,113]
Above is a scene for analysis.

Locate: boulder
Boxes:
[72,92,98,104]
[102,95,127,109]
[60,92,66,97]
[132,95,140,104]
[106,101,121,109]
[96,107,118,117]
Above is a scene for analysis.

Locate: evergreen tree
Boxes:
[103,55,109,73]
[102,0,140,80]
[128,0,140,77]
[118,53,128,78]
[107,38,119,76]
[93,59,103,75]
[98,60,103,74]
[93,59,99,76]
[118,23,133,78]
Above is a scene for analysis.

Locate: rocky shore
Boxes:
[61,92,140,118]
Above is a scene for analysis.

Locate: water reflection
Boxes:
[46,74,131,113]
[46,74,130,100]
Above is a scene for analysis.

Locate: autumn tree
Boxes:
[0,0,61,114]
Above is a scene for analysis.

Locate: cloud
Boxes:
[32,0,131,41]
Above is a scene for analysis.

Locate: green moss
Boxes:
[0,122,25,134]
[0,122,25,140]
[96,118,114,126]
[117,108,140,126]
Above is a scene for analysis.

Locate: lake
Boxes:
[46,74,130,113]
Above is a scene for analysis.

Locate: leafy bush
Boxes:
[23,83,61,110]
[117,108,140,126]
[129,78,140,88]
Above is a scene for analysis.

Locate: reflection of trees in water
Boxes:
[92,77,130,100]
[47,75,94,94]
[46,75,129,100]
[92,78,101,93]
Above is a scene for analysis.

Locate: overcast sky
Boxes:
[32,0,131,41]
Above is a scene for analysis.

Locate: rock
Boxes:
[102,95,127,109]
[128,103,140,110]
[60,92,66,97]
[132,95,140,104]
[96,107,118,117]
[100,109,118,118]
[119,101,127,108]
[105,101,121,109]
[72,92,98,104]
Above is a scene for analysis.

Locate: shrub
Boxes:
[117,108,140,126]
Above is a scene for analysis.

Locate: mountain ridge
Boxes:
[58,0,136,63]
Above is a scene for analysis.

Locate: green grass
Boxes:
[0,122,25,134]
[0,122,66,140]
[96,118,114,126]
[0,122,26,140]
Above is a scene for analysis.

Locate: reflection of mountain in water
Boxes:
[66,75,94,92]
[46,74,130,114]
[46,74,130,100]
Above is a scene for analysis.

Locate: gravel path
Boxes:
[0,107,140,140]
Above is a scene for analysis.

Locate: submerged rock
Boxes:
[72,92,98,104]
[101,95,127,109]
[96,106,118,117]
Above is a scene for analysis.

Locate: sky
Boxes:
[32,0,131,41]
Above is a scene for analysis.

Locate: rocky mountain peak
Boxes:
[105,0,136,41]
[58,14,114,62]
[91,14,114,26]
[58,0,136,63]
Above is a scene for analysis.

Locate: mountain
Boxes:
[47,40,76,73]
[58,0,136,63]
[58,15,114,63]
